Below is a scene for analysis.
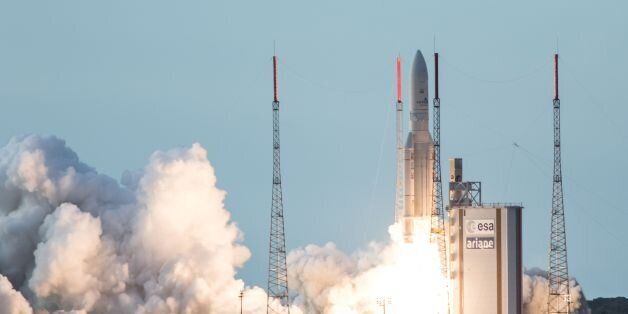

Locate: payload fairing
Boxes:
[403,50,434,243]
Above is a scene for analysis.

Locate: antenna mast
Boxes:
[430,52,449,309]
[548,53,571,314]
[267,55,290,314]
[394,56,405,223]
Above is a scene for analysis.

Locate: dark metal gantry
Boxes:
[548,53,571,314]
[267,55,290,314]
[448,181,482,207]
[430,53,449,309]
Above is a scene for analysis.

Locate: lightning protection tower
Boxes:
[430,53,447,272]
[267,55,290,314]
[548,53,571,314]
[394,56,404,223]
[430,52,449,312]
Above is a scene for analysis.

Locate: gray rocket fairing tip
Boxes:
[409,50,429,132]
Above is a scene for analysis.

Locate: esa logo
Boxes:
[465,219,495,235]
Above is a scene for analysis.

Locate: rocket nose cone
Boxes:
[411,50,428,81]
[409,49,429,131]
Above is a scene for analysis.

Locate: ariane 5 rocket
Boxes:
[403,50,434,243]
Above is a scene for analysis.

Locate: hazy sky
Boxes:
[1,0,626,299]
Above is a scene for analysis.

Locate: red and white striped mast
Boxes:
[394,56,405,223]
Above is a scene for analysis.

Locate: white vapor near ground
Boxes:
[0,135,588,314]
[287,224,449,314]
[0,135,276,313]
[522,268,589,314]
[286,230,589,314]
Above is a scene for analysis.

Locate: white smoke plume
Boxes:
[0,134,589,314]
[288,224,449,314]
[0,135,276,313]
[522,268,589,314]
[287,226,590,314]
[0,275,32,314]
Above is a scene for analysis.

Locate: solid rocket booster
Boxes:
[403,50,434,243]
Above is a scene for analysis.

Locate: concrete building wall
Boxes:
[449,205,523,314]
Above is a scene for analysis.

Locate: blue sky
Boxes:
[1,0,626,299]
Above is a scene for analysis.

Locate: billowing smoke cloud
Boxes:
[0,135,273,313]
[522,268,589,314]
[0,275,32,314]
[287,226,590,314]
[288,224,449,314]
[0,135,589,314]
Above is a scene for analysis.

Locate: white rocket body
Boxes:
[403,50,434,243]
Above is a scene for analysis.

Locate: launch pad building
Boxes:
[447,159,523,314]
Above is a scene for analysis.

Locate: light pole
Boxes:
[376,297,392,314]
[239,290,244,314]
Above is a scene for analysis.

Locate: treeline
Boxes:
[588,297,628,314]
